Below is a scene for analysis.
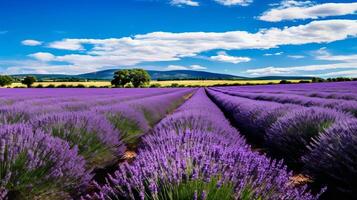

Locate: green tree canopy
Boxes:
[111,69,132,87]
[130,69,151,88]
[0,75,14,87]
[111,69,151,88]
[21,76,37,88]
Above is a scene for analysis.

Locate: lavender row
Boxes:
[85,89,318,200]
[0,88,186,125]
[218,81,357,94]
[207,88,357,199]
[213,88,357,117]
[0,88,194,199]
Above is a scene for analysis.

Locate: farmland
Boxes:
[0,81,356,200]
[8,79,303,88]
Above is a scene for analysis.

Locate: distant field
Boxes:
[9,79,304,88]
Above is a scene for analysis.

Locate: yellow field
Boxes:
[8,79,304,88]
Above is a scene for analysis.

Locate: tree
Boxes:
[0,75,14,87]
[312,77,325,83]
[279,80,291,84]
[111,69,131,87]
[21,76,37,88]
[111,69,151,88]
[130,69,151,88]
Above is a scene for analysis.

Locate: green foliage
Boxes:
[21,76,37,88]
[150,83,162,88]
[111,69,151,88]
[311,77,325,83]
[111,69,132,87]
[156,177,235,200]
[130,69,151,88]
[279,80,292,84]
[106,113,143,147]
[0,75,14,87]
[48,125,113,168]
[0,150,59,200]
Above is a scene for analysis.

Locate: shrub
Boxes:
[279,80,292,84]
[56,84,68,88]
[0,124,90,199]
[0,106,32,125]
[76,84,86,88]
[86,130,318,200]
[46,84,55,88]
[0,75,14,87]
[303,119,357,199]
[149,83,161,88]
[266,107,347,167]
[30,111,125,168]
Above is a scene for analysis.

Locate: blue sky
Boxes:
[0,0,357,77]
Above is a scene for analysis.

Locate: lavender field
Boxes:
[0,82,356,200]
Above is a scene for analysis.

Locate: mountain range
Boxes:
[12,69,312,81]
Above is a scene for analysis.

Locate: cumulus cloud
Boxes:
[48,39,86,50]
[247,50,357,76]
[246,62,357,76]
[314,48,357,62]
[21,19,357,74]
[288,55,305,59]
[260,1,357,22]
[210,51,251,63]
[323,70,357,77]
[22,39,43,46]
[214,0,253,6]
[170,0,199,7]
[1,60,93,75]
[29,52,55,62]
[166,64,207,70]
[263,51,283,56]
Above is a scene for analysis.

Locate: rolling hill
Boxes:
[12,69,312,81]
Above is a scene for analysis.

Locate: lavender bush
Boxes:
[30,111,125,169]
[266,107,347,167]
[84,89,318,200]
[0,124,90,199]
[303,119,357,199]
[92,89,194,146]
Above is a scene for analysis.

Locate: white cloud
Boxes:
[314,48,357,62]
[210,51,251,63]
[323,70,357,77]
[247,47,357,76]
[190,64,207,70]
[170,0,199,7]
[264,51,283,56]
[20,20,357,74]
[1,60,94,75]
[247,51,357,76]
[214,0,253,6]
[260,1,357,22]
[21,39,43,46]
[166,64,207,70]
[29,52,55,62]
[246,62,357,76]
[48,39,86,50]
[288,55,305,59]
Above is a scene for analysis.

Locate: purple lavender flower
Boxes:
[30,111,125,168]
[0,123,90,199]
[303,119,357,199]
[266,107,348,167]
[85,89,318,200]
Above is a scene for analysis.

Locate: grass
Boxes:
[7,79,304,88]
